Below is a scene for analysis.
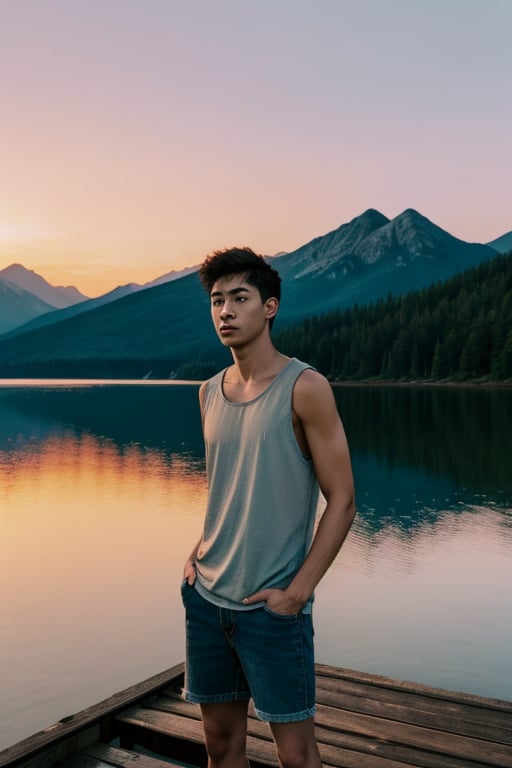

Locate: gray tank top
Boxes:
[194,357,319,610]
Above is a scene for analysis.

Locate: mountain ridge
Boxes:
[275,208,390,279]
[487,230,512,254]
[2,264,200,338]
[0,263,88,307]
[274,208,498,324]
[0,280,57,335]
[0,207,503,377]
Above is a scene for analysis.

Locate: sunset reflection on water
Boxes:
[1,381,512,751]
[0,426,207,750]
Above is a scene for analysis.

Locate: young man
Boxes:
[182,247,355,768]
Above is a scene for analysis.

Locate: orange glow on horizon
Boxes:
[0,3,509,298]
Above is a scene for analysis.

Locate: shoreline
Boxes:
[0,376,511,389]
[330,378,512,389]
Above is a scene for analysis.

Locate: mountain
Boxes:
[487,231,512,254]
[0,209,499,377]
[0,262,89,335]
[0,263,88,307]
[275,208,390,280]
[1,282,143,338]
[0,280,57,334]
[3,264,200,338]
[275,208,498,323]
[0,271,220,377]
[144,264,199,288]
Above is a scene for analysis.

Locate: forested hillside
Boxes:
[274,251,512,382]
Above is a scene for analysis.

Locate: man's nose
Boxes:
[220,303,234,319]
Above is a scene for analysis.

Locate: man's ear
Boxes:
[265,297,279,319]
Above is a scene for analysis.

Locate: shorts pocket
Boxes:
[263,605,300,620]
[180,579,192,605]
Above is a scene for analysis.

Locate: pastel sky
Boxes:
[0,0,510,297]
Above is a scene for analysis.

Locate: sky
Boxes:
[0,0,510,297]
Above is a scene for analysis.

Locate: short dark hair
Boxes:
[199,247,281,304]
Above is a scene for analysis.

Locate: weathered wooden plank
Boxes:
[316,673,512,732]
[117,705,441,768]
[119,703,512,768]
[3,663,512,768]
[61,748,196,768]
[164,665,512,734]
[116,722,207,768]
[315,721,492,768]
[149,694,509,768]
[315,703,512,767]
[0,664,185,768]
[0,728,101,768]
[56,752,112,768]
[315,685,512,744]
[117,709,203,745]
[147,696,199,719]
[316,665,512,713]
[315,743,457,768]
[82,743,187,768]
[116,708,277,766]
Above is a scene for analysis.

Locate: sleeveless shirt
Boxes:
[194,357,319,611]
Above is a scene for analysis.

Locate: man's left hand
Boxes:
[242,588,304,615]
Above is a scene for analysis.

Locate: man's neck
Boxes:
[222,344,290,402]
[229,344,288,384]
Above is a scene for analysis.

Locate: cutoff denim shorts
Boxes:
[181,580,316,723]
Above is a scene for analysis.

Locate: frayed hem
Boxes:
[182,689,251,705]
[254,705,316,723]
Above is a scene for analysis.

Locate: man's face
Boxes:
[210,273,276,348]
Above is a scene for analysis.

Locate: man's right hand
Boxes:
[183,559,196,585]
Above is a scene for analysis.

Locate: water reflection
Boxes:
[2,381,512,545]
[333,385,512,535]
[0,394,207,750]
[315,504,512,696]
[1,381,512,750]
[0,382,204,457]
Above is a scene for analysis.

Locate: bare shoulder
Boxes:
[295,367,334,397]
[293,368,337,417]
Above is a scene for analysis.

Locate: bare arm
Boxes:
[183,381,208,585]
[243,369,356,613]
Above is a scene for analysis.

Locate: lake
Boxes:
[1,379,511,751]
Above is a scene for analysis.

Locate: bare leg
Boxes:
[270,717,321,768]
[200,700,250,768]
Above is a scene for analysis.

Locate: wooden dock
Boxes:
[1,663,511,768]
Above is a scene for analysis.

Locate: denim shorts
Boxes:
[181,580,316,723]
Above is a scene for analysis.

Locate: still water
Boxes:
[1,380,511,750]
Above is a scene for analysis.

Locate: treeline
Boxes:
[0,357,179,379]
[275,251,512,381]
[0,355,227,380]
